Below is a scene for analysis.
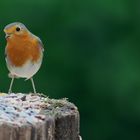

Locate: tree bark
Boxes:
[0,93,81,140]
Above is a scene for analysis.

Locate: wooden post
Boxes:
[0,93,81,140]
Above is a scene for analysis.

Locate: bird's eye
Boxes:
[16,27,21,32]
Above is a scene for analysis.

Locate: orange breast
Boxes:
[6,36,41,67]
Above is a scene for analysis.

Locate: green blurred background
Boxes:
[1,0,140,139]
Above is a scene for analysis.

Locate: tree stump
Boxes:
[0,93,81,140]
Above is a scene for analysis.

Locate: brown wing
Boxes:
[33,35,44,52]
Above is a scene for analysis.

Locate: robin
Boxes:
[4,22,44,94]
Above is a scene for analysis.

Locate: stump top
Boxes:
[0,93,78,127]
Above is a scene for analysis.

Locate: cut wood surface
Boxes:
[0,93,81,140]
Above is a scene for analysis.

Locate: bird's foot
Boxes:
[8,89,12,94]
[31,92,47,97]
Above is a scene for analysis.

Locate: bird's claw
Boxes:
[8,90,12,94]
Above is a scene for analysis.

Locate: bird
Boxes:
[4,22,44,94]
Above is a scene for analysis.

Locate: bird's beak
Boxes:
[5,33,11,39]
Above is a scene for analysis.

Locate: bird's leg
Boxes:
[30,77,37,94]
[30,78,44,96]
[8,73,18,94]
[8,77,14,94]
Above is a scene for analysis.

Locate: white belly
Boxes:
[6,53,43,79]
